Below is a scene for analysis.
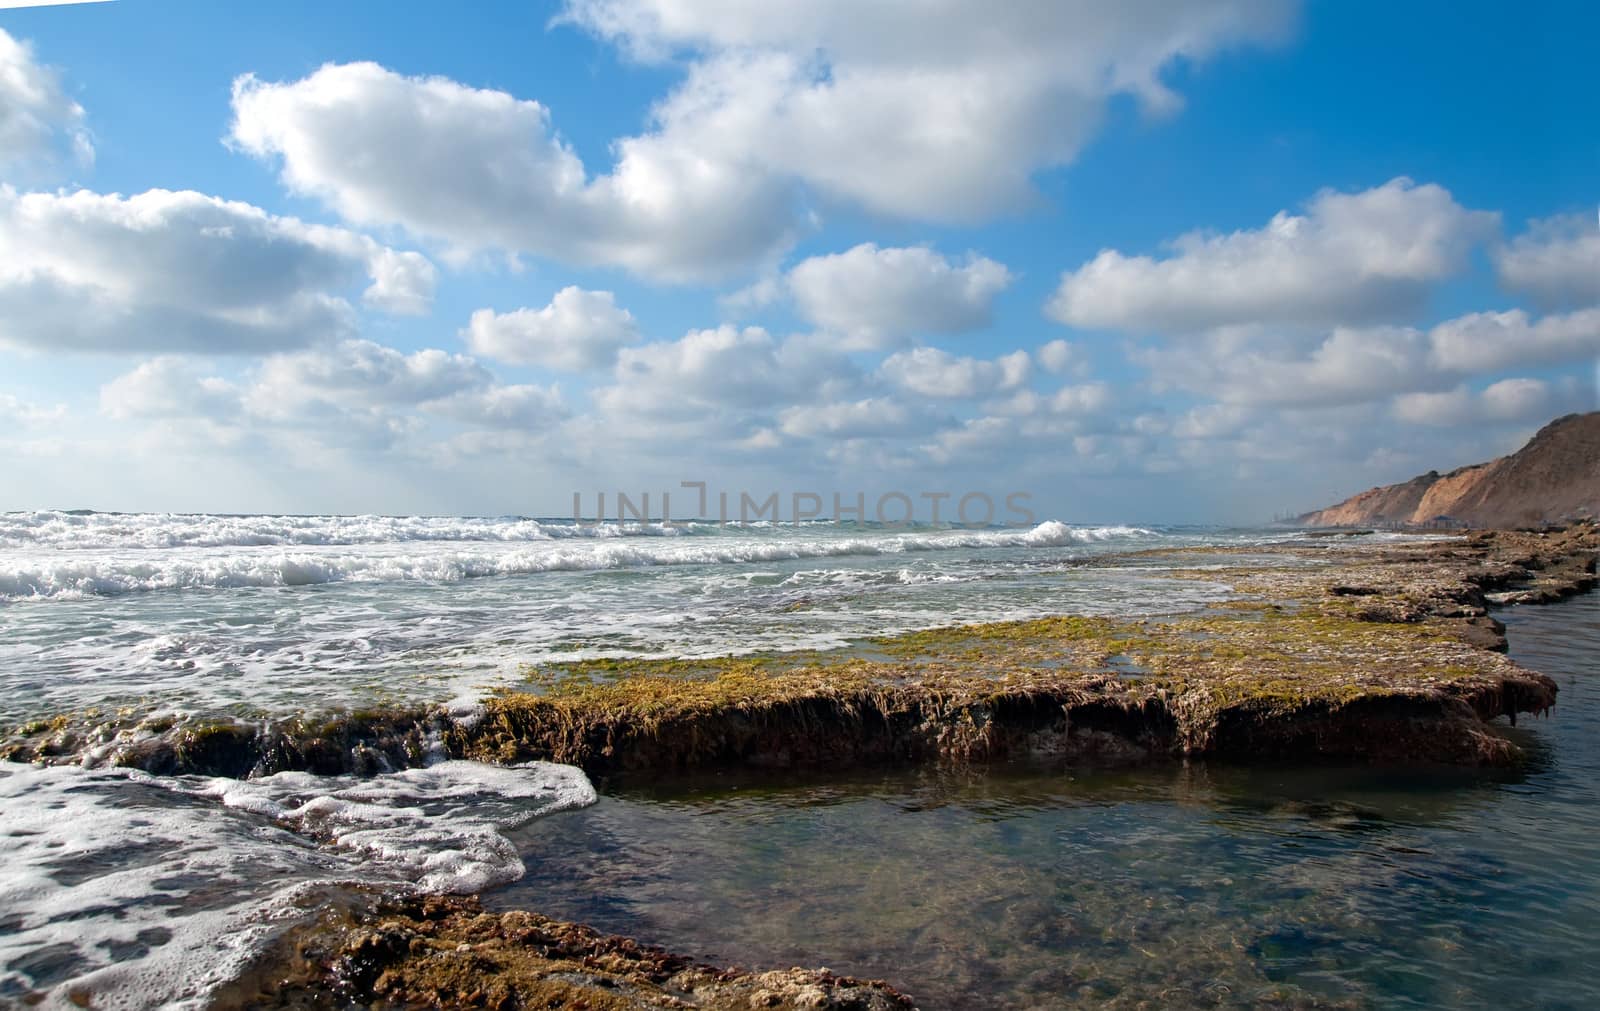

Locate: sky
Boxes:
[0,0,1595,523]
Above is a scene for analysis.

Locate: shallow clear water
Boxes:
[494,593,1600,1010]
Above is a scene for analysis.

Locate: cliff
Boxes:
[1300,412,1600,529]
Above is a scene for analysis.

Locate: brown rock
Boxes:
[1300,412,1600,529]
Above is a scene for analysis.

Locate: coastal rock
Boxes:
[253,894,916,1010]
[1298,412,1600,529]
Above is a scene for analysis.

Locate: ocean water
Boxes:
[0,511,1488,1008]
[495,594,1600,1010]
[0,511,1302,722]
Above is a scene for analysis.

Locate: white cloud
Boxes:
[560,0,1292,222]
[1139,325,1438,407]
[230,62,795,282]
[0,188,435,354]
[99,358,242,421]
[1393,377,1579,427]
[229,4,1289,280]
[364,247,440,315]
[598,324,855,419]
[1494,213,1600,309]
[0,28,91,174]
[879,347,1030,398]
[0,391,67,426]
[1427,307,1600,375]
[99,338,568,453]
[1173,402,1254,439]
[1049,382,1115,415]
[921,415,1016,466]
[1140,303,1600,410]
[778,244,1012,348]
[464,287,639,371]
[249,340,489,411]
[778,397,926,439]
[1036,339,1081,375]
[424,383,568,430]
[1049,178,1497,334]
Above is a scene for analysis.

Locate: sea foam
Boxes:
[0,760,595,1009]
[0,520,1155,600]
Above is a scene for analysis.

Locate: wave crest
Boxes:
[0,521,1156,600]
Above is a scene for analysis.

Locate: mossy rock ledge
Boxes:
[445,525,1596,773]
[7,525,1592,777]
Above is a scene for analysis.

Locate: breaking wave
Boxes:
[0,519,1156,600]
[0,510,686,550]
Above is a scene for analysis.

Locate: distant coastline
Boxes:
[1298,412,1600,529]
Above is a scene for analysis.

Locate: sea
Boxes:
[0,511,1593,1008]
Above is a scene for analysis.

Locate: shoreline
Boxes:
[8,525,1593,777]
[4,525,1597,1008]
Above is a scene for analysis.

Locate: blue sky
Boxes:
[0,0,1595,522]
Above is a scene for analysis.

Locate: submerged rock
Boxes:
[249,894,916,1010]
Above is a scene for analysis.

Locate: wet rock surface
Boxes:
[245,894,915,1010]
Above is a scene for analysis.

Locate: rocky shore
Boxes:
[7,525,1594,776]
[4,525,1597,1009]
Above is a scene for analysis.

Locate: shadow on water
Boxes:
[494,593,1600,1010]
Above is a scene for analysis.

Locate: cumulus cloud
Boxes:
[1427,307,1600,375]
[230,62,795,282]
[598,324,855,419]
[364,247,440,315]
[1393,377,1581,427]
[879,347,1030,398]
[1173,402,1254,439]
[1048,382,1116,416]
[560,0,1292,222]
[778,397,928,439]
[1140,304,1600,409]
[1139,325,1440,407]
[101,338,566,457]
[423,383,568,430]
[1048,178,1497,334]
[921,416,1017,466]
[777,245,1012,348]
[0,28,91,174]
[100,358,243,420]
[1494,213,1600,309]
[1036,339,1081,375]
[228,4,1288,279]
[0,188,435,354]
[248,340,490,412]
[464,287,639,371]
